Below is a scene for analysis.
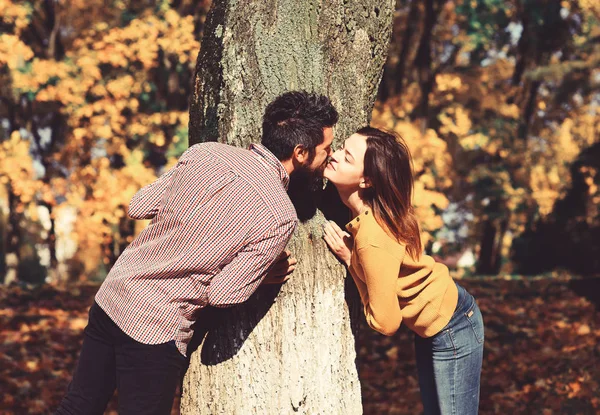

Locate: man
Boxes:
[55,91,338,414]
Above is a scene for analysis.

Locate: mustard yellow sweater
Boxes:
[346,209,458,337]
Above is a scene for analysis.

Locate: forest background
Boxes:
[0,0,599,414]
[1,0,600,283]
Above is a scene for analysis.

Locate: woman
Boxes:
[322,127,484,415]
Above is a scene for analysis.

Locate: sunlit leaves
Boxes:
[0,34,33,71]
[0,0,32,35]
[0,132,39,205]
[438,105,472,137]
[0,2,203,279]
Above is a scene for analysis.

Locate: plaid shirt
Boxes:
[95,142,297,355]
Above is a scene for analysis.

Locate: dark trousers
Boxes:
[55,302,186,415]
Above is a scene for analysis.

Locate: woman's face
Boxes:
[323,133,368,189]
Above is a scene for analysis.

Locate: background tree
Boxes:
[1,1,599,413]
[181,0,395,413]
[374,0,600,276]
[0,0,211,283]
[1,1,598,282]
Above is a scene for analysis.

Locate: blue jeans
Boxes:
[414,282,484,415]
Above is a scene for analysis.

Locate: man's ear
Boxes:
[292,145,309,164]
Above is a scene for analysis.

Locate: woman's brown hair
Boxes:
[357,126,422,259]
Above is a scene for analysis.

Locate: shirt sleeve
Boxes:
[207,218,297,308]
[128,165,178,220]
[355,244,405,336]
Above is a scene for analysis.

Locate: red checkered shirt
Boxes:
[95,142,297,356]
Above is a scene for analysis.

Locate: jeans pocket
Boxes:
[431,328,457,355]
[464,304,484,344]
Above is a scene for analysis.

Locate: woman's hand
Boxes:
[323,220,353,267]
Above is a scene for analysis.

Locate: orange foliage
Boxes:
[1,0,599,279]
[0,1,203,280]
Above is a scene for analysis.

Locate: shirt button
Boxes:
[365,211,369,215]
[349,224,353,228]
[356,217,360,222]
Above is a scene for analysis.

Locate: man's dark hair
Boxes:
[261,91,338,161]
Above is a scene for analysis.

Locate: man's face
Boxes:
[305,127,334,173]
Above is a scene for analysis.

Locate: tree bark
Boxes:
[412,0,445,129]
[511,0,529,87]
[395,0,421,96]
[5,184,21,284]
[476,217,506,275]
[183,0,394,413]
[476,218,496,275]
[0,192,6,283]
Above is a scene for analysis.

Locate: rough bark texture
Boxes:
[183,1,394,413]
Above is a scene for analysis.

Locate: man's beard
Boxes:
[290,161,326,193]
[287,161,327,221]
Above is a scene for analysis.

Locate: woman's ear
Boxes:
[359,177,372,189]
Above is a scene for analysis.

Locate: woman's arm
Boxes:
[322,221,373,305]
[322,220,404,336]
[347,263,370,305]
[356,244,404,336]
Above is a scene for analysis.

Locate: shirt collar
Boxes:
[345,208,370,236]
[249,143,290,190]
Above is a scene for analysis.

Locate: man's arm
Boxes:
[128,144,202,220]
[207,218,297,308]
[128,164,178,220]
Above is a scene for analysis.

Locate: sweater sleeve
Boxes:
[356,244,404,336]
[348,262,370,306]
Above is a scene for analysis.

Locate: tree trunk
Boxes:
[518,79,541,140]
[476,219,496,275]
[476,217,505,275]
[0,188,7,283]
[183,0,394,414]
[511,0,529,87]
[395,0,421,96]
[412,0,444,129]
[5,184,21,284]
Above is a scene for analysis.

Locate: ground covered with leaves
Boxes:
[1,278,598,414]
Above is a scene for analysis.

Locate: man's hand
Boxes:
[261,250,297,285]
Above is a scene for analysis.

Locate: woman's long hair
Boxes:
[357,127,422,259]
